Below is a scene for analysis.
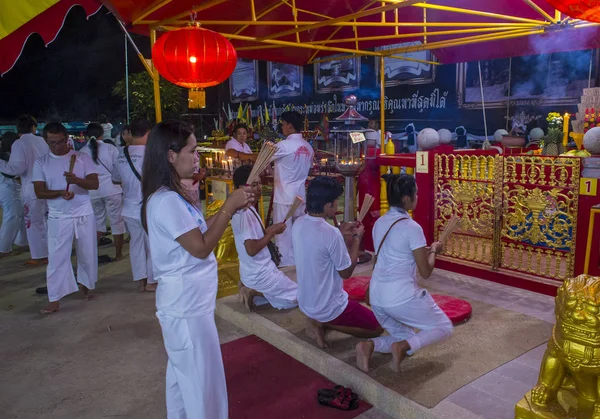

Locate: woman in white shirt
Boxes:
[141,120,252,419]
[80,123,126,260]
[225,123,257,164]
[355,174,453,373]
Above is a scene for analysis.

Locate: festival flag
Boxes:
[264,102,270,123]
[228,104,233,121]
[246,105,252,128]
[320,113,329,141]
[237,103,244,121]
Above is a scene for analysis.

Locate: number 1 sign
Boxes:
[416,151,429,174]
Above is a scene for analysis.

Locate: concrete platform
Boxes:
[217,263,556,419]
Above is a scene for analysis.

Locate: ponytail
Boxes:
[85,122,104,164]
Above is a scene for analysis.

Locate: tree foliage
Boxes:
[112,72,186,122]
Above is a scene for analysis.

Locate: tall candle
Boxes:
[563,113,570,147]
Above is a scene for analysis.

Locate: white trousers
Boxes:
[0,184,27,253]
[23,195,48,259]
[242,265,298,310]
[92,194,126,234]
[123,217,155,283]
[157,310,228,419]
[371,289,453,354]
[273,202,305,267]
[47,215,98,302]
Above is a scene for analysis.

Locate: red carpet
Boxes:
[343,276,472,325]
[222,335,372,419]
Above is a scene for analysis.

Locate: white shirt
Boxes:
[80,140,122,199]
[0,133,49,199]
[101,123,113,140]
[370,207,427,307]
[32,151,96,218]
[272,133,314,205]
[225,138,252,154]
[146,188,218,317]
[112,145,144,219]
[231,207,274,285]
[292,215,352,322]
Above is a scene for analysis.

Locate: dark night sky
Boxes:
[0,6,150,123]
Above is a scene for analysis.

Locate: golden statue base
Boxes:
[217,261,240,299]
[516,389,597,419]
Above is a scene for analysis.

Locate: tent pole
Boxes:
[478,61,488,141]
[380,55,385,150]
[150,29,163,123]
[125,33,130,124]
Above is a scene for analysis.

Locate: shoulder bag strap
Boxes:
[124,146,141,181]
[374,217,407,265]
[249,207,267,234]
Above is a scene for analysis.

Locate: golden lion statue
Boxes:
[516,275,600,419]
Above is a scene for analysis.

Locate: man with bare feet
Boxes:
[112,120,156,292]
[231,166,298,311]
[292,176,383,349]
[32,123,99,314]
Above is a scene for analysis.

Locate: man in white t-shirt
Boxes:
[231,165,297,311]
[32,122,99,314]
[292,176,382,348]
[0,114,50,266]
[112,119,156,292]
[272,111,314,267]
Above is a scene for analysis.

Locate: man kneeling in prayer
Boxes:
[292,176,383,348]
[231,165,298,311]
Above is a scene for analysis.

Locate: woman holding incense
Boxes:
[355,174,453,373]
[141,120,252,419]
[225,123,257,165]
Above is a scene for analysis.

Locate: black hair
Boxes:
[280,111,303,132]
[383,173,417,210]
[86,123,104,164]
[130,119,151,138]
[16,114,37,134]
[119,124,131,147]
[233,165,253,189]
[42,122,68,140]
[306,176,343,214]
[233,123,248,136]
[99,114,109,124]
[141,120,195,231]
[1,132,18,154]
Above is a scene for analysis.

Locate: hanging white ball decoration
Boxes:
[584,127,600,155]
[417,128,440,150]
[529,127,544,140]
[437,128,452,144]
[493,129,509,142]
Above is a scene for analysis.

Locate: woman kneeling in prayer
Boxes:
[292,176,383,349]
[230,165,298,311]
[356,174,453,373]
[141,120,252,419]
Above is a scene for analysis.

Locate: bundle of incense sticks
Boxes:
[66,154,76,192]
[439,215,460,243]
[246,142,278,185]
[357,194,375,223]
[284,196,304,222]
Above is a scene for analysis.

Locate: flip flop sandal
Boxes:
[318,385,358,401]
[317,391,359,411]
[98,237,113,247]
[98,254,114,264]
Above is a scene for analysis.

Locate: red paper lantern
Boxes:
[152,25,237,89]
[546,1,600,22]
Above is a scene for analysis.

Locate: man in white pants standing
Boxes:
[32,122,99,314]
[0,115,49,265]
[272,111,314,267]
[112,120,156,291]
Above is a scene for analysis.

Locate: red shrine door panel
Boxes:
[434,154,580,283]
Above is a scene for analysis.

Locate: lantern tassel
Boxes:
[188,88,206,109]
